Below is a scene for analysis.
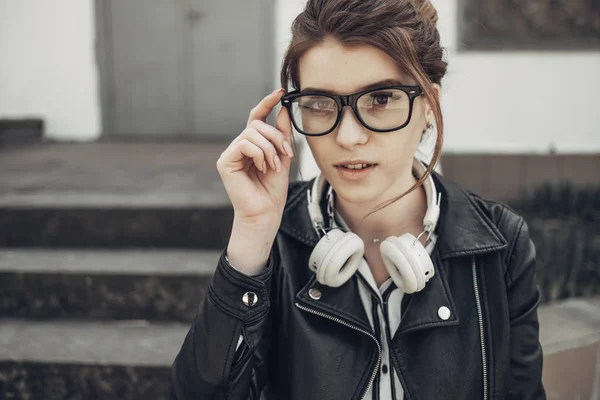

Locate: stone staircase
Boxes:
[1,143,598,399]
[0,143,234,399]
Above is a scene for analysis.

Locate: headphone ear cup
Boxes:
[309,229,365,287]
[379,234,435,293]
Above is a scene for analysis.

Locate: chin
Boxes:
[327,175,383,205]
[336,191,378,206]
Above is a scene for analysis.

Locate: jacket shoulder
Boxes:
[467,190,523,231]
[465,190,530,270]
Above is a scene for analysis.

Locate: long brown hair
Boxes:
[280,0,447,218]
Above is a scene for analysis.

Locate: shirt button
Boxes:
[382,365,388,374]
[242,292,258,307]
[438,306,451,320]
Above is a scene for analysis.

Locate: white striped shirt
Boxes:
[333,209,438,400]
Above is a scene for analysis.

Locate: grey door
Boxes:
[190,0,272,137]
[101,0,273,138]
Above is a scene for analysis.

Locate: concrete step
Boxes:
[0,250,219,322]
[0,319,188,399]
[0,206,233,249]
[0,207,233,249]
[0,142,238,249]
[0,143,232,208]
[1,298,598,399]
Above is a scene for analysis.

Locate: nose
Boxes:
[335,107,369,149]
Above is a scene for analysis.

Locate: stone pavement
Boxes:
[0,142,231,207]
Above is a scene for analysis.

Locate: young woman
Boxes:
[171,0,546,399]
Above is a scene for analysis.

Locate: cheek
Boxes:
[378,127,422,161]
[385,103,427,153]
[305,137,328,166]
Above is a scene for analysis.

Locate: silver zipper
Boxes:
[472,257,488,400]
[295,302,381,400]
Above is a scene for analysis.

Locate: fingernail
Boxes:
[274,155,282,172]
[271,88,284,95]
[283,140,294,157]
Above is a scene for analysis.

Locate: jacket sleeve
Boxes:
[505,217,546,399]
[170,247,276,399]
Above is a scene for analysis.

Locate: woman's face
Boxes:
[298,38,436,207]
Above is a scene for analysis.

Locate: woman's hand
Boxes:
[217,88,294,274]
[217,88,293,227]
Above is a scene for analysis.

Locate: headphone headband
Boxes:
[412,159,442,232]
[307,173,328,232]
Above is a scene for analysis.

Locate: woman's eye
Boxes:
[374,95,389,105]
[370,92,393,105]
[302,99,334,112]
[367,91,405,108]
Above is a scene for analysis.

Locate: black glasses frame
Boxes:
[280,85,423,136]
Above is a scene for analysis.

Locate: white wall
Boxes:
[275,0,600,179]
[0,0,100,140]
[433,0,600,155]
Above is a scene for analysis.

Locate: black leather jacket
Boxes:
[171,172,546,400]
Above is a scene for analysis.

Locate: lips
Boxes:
[335,162,377,181]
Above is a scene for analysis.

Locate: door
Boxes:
[190,0,272,137]
[101,0,273,138]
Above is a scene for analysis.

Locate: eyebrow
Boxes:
[301,78,406,95]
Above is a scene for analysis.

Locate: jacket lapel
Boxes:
[395,247,459,336]
[295,274,373,335]
[294,248,460,337]
[429,172,508,259]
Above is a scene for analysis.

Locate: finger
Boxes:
[219,139,266,174]
[237,139,267,173]
[275,105,293,142]
[247,120,293,158]
[276,107,295,160]
[247,88,286,125]
[243,128,280,171]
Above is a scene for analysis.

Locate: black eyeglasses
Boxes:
[280,85,422,136]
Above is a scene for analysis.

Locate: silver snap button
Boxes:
[242,292,258,307]
[308,288,322,300]
[438,306,451,320]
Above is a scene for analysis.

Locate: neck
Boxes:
[335,172,428,243]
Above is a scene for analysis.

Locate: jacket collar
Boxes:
[281,171,508,259]
[284,171,508,335]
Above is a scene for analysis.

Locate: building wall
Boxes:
[434,0,600,154]
[0,0,100,141]
[0,0,598,153]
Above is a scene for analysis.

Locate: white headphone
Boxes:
[306,158,441,293]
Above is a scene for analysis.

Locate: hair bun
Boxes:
[409,0,438,25]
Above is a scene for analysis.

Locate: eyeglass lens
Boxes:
[290,88,411,135]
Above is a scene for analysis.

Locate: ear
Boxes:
[424,83,441,125]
